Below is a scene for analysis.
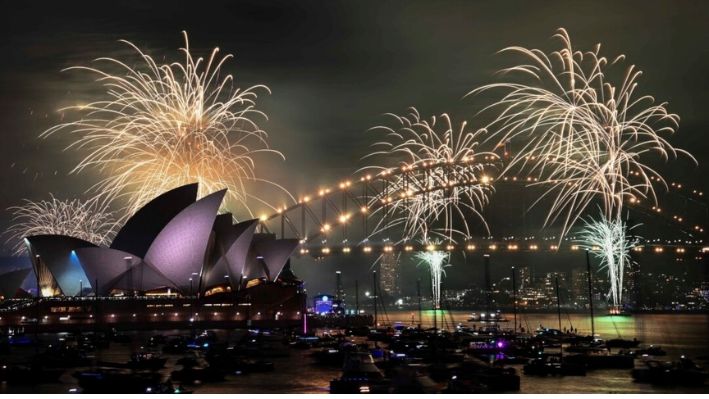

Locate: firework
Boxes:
[471,28,695,237]
[413,243,450,309]
[42,31,292,219]
[5,195,115,256]
[577,213,639,308]
[362,107,496,243]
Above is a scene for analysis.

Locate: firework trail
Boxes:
[577,213,639,309]
[42,31,293,219]
[5,195,115,255]
[413,243,450,309]
[362,107,496,243]
[471,28,694,308]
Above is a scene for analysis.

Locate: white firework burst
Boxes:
[362,107,496,243]
[413,243,450,309]
[5,195,115,255]
[577,213,639,308]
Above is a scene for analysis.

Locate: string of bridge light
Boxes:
[259,159,707,240]
[299,242,709,257]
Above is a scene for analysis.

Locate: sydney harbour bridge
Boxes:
[256,149,707,259]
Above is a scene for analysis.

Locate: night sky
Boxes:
[2,0,708,294]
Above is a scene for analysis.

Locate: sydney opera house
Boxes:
[0,184,306,330]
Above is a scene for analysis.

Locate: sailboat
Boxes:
[523,276,586,377]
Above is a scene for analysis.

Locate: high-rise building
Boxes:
[571,268,589,305]
[516,265,531,290]
[624,259,641,309]
[700,282,709,303]
[379,253,400,300]
[335,270,345,303]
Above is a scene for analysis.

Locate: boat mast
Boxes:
[484,254,492,317]
[555,276,562,332]
[355,280,359,315]
[555,276,563,360]
[416,279,422,329]
[432,276,437,333]
[511,266,517,334]
[372,270,378,327]
[586,250,595,339]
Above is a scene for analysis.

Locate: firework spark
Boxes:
[42,31,292,219]
[577,213,639,308]
[5,195,115,255]
[362,107,496,243]
[413,243,450,309]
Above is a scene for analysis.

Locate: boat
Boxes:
[565,340,605,353]
[605,338,641,349]
[73,368,162,394]
[329,351,390,393]
[34,344,93,368]
[146,334,166,348]
[145,381,193,394]
[468,311,508,323]
[608,305,632,316]
[162,335,189,354]
[234,330,291,358]
[99,352,168,370]
[109,329,133,344]
[0,335,9,355]
[128,352,168,369]
[187,330,218,349]
[291,335,320,349]
[312,347,347,366]
[446,359,520,392]
[628,345,666,357]
[75,332,110,351]
[6,333,36,347]
[632,357,708,386]
[1,363,65,385]
[170,356,226,384]
[205,346,275,374]
[389,364,439,394]
[564,347,634,369]
[523,355,587,376]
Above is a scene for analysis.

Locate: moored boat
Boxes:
[523,354,587,376]
[632,357,708,386]
[329,351,389,393]
[564,347,634,369]
[468,311,508,323]
[73,367,162,394]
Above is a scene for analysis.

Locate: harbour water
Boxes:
[1,312,707,394]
